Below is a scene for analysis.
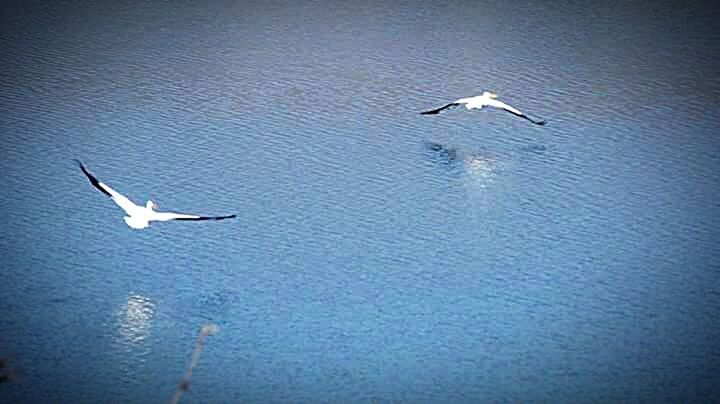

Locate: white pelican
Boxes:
[75,160,236,229]
[421,91,546,125]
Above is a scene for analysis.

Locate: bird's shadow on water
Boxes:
[421,139,551,196]
[422,140,548,168]
[422,140,502,188]
[423,141,463,166]
[518,143,548,155]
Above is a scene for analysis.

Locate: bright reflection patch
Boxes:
[462,154,498,191]
[116,294,155,345]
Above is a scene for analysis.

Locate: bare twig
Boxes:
[169,324,219,404]
[0,358,18,385]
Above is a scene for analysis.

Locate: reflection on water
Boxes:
[425,141,499,191]
[115,294,155,347]
[461,154,499,192]
[110,294,156,385]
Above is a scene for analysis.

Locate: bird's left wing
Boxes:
[420,103,460,115]
[486,99,546,125]
[74,159,141,215]
[151,211,237,222]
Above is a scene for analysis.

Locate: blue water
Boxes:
[2,1,720,402]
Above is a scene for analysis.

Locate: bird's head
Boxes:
[483,91,498,99]
[146,200,157,210]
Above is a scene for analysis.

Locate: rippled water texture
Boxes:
[2,0,719,402]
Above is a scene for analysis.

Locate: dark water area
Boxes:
[2,0,720,402]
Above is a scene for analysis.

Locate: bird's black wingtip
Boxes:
[73,159,90,174]
[173,213,237,222]
[212,213,237,221]
[74,159,113,197]
[210,214,237,220]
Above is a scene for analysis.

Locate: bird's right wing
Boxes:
[420,102,460,115]
[151,211,237,222]
[74,160,140,215]
[486,99,546,125]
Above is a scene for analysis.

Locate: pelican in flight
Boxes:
[421,91,546,125]
[75,160,236,229]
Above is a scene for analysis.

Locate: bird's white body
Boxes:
[124,215,150,229]
[455,92,524,116]
[75,160,236,229]
[103,186,203,229]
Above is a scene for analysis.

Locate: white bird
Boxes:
[75,160,236,229]
[421,91,546,125]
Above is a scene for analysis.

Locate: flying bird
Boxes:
[421,91,546,125]
[74,160,236,229]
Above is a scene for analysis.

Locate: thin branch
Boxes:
[169,324,219,404]
[0,358,18,385]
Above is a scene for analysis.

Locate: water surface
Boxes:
[2,0,719,402]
